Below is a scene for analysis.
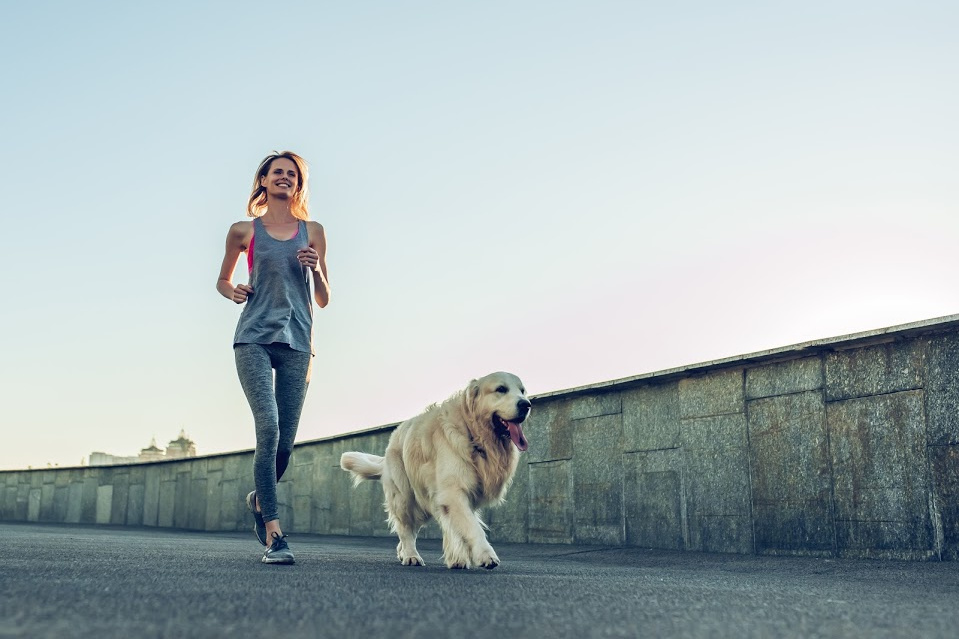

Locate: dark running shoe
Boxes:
[262,532,295,565]
[246,490,266,546]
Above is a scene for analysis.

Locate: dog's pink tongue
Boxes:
[506,421,529,451]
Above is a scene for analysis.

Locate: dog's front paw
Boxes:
[475,549,500,570]
[400,554,426,567]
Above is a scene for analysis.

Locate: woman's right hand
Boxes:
[232,284,254,304]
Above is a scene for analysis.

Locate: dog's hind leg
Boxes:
[382,469,426,566]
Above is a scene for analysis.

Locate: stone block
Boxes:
[157,479,176,528]
[569,393,622,421]
[624,449,686,550]
[827,392,934,554]
[679,369,744,419]
[746,356,823,400]
[930,444,959,560]
[486,458,529,543]
[95,485,113,524]
[748,391,834,554]
[53,485,69,521]
[572,414,624,545]
[219,478,239,531]
[110,472,129,526]
[27,488,40,522]
[203,471,222,531]
[525,398,573,463]
[922,333,959,391]
[66,481,82,523]
[682,413,748,450]
[925,388,959,446]
[127,483,144,526]
[39,484,55,522]
[685,446,752,553]
[188,478,208,531]
[825,340,923,402]
[143,470,160,527]
[528,460,573,544]
[80,476,98,524]
[173,471,191,529]
[622,382,681,452]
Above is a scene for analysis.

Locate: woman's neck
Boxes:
[261,200,296,224]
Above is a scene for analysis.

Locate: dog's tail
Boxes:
[340,452,384,486]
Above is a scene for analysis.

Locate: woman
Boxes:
[216,151,330,564]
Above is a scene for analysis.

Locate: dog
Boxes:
[340,372,531,569]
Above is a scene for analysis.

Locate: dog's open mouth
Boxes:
[493,414,529,452]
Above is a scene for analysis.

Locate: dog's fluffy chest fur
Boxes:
[468,438,518,506]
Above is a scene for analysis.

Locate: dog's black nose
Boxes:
[518,398,531,411]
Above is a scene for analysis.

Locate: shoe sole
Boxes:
[261,555,295,565]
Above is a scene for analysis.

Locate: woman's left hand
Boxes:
[297,247,320,271]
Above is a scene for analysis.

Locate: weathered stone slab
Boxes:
[219,478,239,531]
[157,479,176,528]
[39,483,55,522]
[682,413,748,449]
[746,356,823,400]
[748,391,834,554]
[66,481,82,523]
[679,369,744,419]
[930,444,959,560]
[827,391,933,554]
[685,446,752,554]
[110,472,129,526]
[572,414,624,545]
[624,449,685,550]
[486,455,530,543]
[923,335,959,445]
[95,485,113,524]
[53,485,69,522]
[528,460,573,544]
[80,475,98,524]
[173,470,191,529]
[525,398,573,463]
[569,393,622,421]
[622,382,680,453]
[825,341,923,402]
[126,483,144,526]
[27,488,40,522]
[143,470,160,527]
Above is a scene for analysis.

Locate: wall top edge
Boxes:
[532,313,959,401]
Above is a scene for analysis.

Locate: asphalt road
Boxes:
[1,522,956,638]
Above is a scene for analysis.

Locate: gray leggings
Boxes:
[234,342,312,523]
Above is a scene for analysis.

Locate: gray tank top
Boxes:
[233,217,314,354]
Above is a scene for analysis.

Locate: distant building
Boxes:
[165,430,197,460]
[139,438,165,462]
[88,451,139,466]
[88,431,198,466]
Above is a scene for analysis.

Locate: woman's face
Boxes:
[260,157,300,199]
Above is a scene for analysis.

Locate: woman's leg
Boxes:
[271,344,312,483]
[234,344,283,525]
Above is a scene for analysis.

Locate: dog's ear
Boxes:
[465,379,480,415]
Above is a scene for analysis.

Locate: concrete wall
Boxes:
[3,316,959,561]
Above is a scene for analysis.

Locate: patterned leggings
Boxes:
[234,342,311,523]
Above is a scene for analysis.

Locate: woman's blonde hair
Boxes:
[247,151,310,219]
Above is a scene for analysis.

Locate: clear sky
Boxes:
[1,1,957,471]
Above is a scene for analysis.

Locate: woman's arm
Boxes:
[216,222,254,303]
[303,221,330,308]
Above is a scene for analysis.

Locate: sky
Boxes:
[1,1,957,471]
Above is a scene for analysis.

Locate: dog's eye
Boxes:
[496,386,508,394]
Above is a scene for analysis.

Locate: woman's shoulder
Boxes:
[305,220,326,239]
[228,220,255,235]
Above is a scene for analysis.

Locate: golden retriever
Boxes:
[340,372,531,569]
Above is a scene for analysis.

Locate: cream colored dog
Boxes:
[340,372,531,569]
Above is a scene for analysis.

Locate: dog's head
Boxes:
[467,372,531,452]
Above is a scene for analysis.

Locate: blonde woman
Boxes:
[216,151,330,564]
